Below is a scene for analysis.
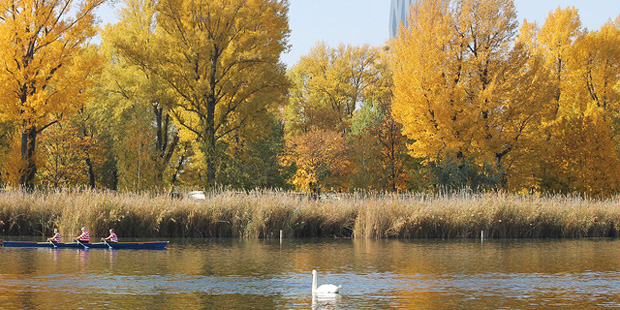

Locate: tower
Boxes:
[389,0,413,38]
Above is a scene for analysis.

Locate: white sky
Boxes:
[95,0,620,68]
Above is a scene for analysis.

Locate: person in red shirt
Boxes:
[46,228,61,243]
[102,229,118,243]
[75,227,90,243]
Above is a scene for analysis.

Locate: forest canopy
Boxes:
[0,0,617,197]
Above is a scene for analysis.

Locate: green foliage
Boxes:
[429,153,506,192]
[351,103,384,136]
[215,122,290,190]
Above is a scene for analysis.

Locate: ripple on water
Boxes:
[1,239,620,309]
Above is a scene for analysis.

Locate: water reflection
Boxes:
[77,249,89,271]
[108,249,117,267]
[50,248,61,264]
[312,293,341,310]
[0,238,618,309]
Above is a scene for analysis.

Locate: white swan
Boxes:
[312,269,341,294]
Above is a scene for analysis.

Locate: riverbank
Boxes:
[0,190,618,239]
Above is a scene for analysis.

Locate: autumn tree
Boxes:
[0,120,15,183]
[392,0,553,190]
[280,129,349,194]
[347,50,417,192]
[0,0,105,188]
[349,102,417,191]
[285,43,394,192]
[37,122,102,188]
[560,18,620,195]
[98,1,181,190]
[215,118,290,190]
[107,0,290,188]
[534,11,620,195]
[285,43,384,135]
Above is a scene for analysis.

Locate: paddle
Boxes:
[102,238,113,250]
[75,239,89,249]
[48,240,57,248]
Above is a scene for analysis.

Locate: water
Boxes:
[1,238,618,309]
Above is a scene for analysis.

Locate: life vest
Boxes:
[78,231,90,242]
[52,233,61,243]
[108,233,118,243]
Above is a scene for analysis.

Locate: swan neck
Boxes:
[312,270,317,292]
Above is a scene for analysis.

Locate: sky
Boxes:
[95,0,620,68]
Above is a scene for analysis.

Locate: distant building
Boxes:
[389,0,413,38]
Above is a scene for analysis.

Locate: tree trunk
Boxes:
[205,100,216,186]
[154,105,179,185]
[20,126,38,189]
[85,156,96,189]
[111,165,118,191]
[205,47,219,187]
[154,105,165,184]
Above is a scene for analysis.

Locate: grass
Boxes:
[0,189,618,239]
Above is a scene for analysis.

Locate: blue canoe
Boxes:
[0,240,169,249]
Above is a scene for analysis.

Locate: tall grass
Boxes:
[0,189,618,239]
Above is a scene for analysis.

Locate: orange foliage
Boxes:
[281,129,350,194]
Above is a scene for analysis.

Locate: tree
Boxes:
[348,48,418,192]
[537,6,583,117]
[523,9,620,196]
[107,0,290,187]
[537,15,620,196]
[285,43,384,135]
[285,43,392,192]
[349,102,417,192]
[215,119,290,190]
[99,5,181,190]
[37,122,101,188]
[280,129,349,194]
[0,120,15,184]
[0,0,105,188]
[391,0,553,191]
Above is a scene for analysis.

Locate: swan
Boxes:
[312,269,341,294]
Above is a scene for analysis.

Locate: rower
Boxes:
[102,229,118,243]
[46,228,61,243]
[75,227,90,243]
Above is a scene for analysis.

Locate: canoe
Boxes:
[0,240,169,249]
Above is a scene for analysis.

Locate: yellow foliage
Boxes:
[285,43,387,135]
[391,0,618,195]
[0,0,104,127]
[2,134,25,186]
[106,0,290,186]
[38,123,102,188]
[536,15,620,196]
[392,0,524,164]
[0,0,105,187]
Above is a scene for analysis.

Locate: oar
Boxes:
[48,240,57,248]
[102,238,113,250]
[75,239,89,249]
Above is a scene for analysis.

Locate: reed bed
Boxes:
[0,189,618,239]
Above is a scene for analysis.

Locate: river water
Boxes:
[0,238,618,309]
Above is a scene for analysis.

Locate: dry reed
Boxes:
[0,189,618,239]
